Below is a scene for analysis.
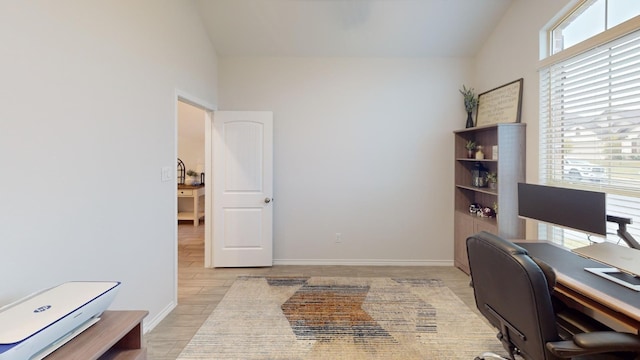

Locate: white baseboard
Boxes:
[143,301,176,333]
[273,259,453,266]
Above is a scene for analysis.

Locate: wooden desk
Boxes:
[517,241,640,334]
[45,310,147,360]
[178,185,205,226]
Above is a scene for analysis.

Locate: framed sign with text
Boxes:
[476,78,523,126]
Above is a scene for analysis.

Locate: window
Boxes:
[551,0,640,55]
[540,2,640,248]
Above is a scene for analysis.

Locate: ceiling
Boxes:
[194,0,513,58]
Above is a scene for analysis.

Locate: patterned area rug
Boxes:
[177,276,504,359]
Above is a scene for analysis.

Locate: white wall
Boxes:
[178,101,206,175]
[0,1,218,329]
[219,57,473,264]
[474,0,574,238]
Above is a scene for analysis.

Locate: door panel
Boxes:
[223,208,263,248]
[213,111,273,267]
[224,122,263,191]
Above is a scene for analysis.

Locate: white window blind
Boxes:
[539,27,640,248]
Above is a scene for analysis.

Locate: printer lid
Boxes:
[0,281,120,344]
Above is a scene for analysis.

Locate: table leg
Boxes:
[193,192,199,226]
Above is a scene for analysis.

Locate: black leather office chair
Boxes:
[466,231,640,360]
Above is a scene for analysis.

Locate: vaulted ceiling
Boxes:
[194,0,513,58]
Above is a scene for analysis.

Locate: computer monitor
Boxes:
[517,183,607,237]
[519,183,640,289]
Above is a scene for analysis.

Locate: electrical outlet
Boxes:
[335,233,342,243]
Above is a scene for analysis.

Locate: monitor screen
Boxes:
[518,183,607,236]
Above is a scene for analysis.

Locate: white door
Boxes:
[212,111,273,267]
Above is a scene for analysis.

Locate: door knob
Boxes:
[264,197,272,204]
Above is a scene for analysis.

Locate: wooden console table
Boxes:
[178,184,205,226]
[45,310,147,360]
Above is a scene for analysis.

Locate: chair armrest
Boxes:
[573,332,640,350]
[547,332,640,358]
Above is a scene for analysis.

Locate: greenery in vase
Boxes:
[465,140,476,151]
[187,169,199,177]
[486,172,497,183]
[459,85,479,113]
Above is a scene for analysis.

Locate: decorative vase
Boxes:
[465,111,474,128]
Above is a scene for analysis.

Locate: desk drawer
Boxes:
[178,189,193,196]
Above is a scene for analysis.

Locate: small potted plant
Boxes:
[465,140,476,158]
[486,172,497,189]
[186,170,200,185]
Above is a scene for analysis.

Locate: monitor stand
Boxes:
[607,215,640,250]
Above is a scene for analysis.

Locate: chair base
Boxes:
[475,352,511,360]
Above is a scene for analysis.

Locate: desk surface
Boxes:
[45,310,147,359]
[517,241,640,331]
[178,184,204,189]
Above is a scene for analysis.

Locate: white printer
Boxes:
[0,281,121,360]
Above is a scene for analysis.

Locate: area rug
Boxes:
[177,276,504,359]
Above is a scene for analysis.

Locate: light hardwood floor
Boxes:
[145,223,478,360]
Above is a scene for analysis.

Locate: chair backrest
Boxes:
[466,231,561,360]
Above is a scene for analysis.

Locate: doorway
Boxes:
[175,92,216,270]
[174,94,273,270]
[177,100,205,224]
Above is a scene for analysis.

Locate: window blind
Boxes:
[539,27,640,248]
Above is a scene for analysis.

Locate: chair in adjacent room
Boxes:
[466,231,640,360]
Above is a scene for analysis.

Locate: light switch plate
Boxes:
[161,166,172,182]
